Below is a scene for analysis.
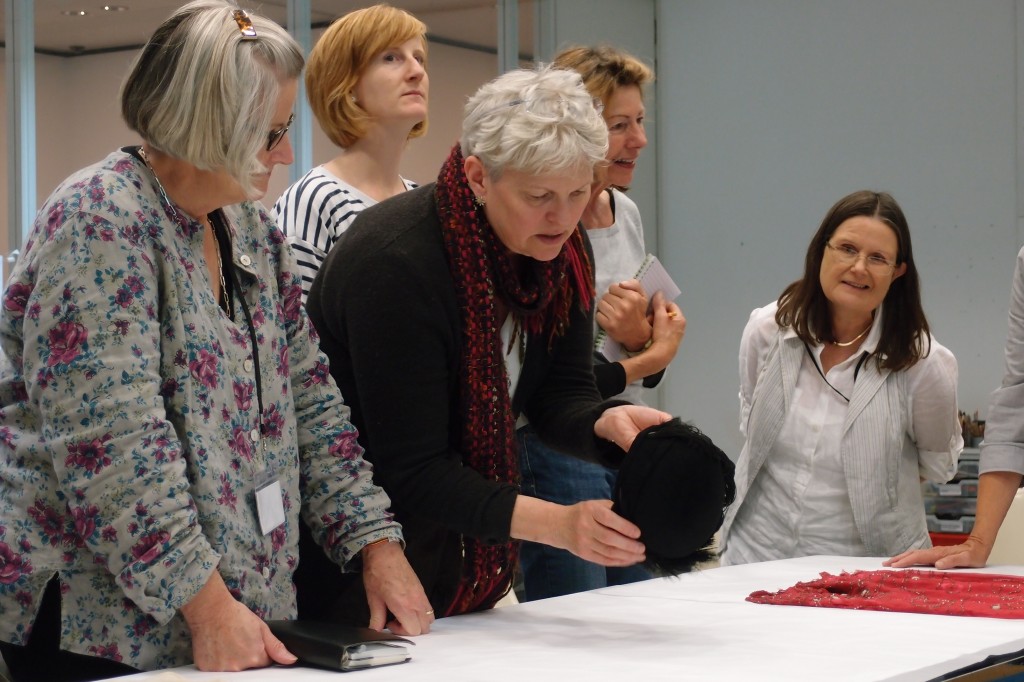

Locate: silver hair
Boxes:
[461,64,609,181]
[121,0,303,196]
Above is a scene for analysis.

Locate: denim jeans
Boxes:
[516,425,651,601]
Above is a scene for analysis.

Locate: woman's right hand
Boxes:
[885,472,1021,570]
[561,499,647,566]
[181,571,297,671]
[884,537,992,569]
[607,291,687,385]
[510,496,646,567]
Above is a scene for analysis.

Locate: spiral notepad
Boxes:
[594,254,681,362]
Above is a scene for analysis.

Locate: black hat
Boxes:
[612,418,736,575]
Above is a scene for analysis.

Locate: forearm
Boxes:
[969,471,1023,551]
[509,490,646,567]
[180,570,233,628]
[509,494,567,549]
[525,300,628,463]
[618,342,675,384]
[594,361,628,398]
[297,383,399,569]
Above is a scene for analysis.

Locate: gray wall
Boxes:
[656,0,1020,456]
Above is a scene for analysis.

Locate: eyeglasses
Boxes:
[825,241,898,274]
[479,95,604,120]
[266,113,294,152]
[232,9,258,40]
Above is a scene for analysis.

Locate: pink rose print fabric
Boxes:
[0,150,399,670]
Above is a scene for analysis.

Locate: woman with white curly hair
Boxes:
[300,64,671,624]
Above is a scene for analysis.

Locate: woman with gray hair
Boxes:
[0,2,429,679]
[301,65,671,624]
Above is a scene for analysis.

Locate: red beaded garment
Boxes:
[748,569,1024,619]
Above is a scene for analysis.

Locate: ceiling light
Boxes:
[103,5,129,11]
[61,10,89,17]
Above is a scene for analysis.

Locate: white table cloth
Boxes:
[111,556,1024,682]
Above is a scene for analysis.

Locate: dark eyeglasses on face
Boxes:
[266,113,294,152]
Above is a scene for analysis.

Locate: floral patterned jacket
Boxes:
[0,149,401,670]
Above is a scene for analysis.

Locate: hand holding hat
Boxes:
[612,418,736,575]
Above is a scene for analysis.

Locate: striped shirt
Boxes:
[273,166,416,301]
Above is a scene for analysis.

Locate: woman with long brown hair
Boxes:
[720,190,963,565]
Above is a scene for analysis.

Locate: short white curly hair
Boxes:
[461,64,609,181]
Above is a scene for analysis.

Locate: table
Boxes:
[113,556,1024,682]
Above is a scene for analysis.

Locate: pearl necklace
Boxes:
[137,146,228,313]
[831,323,871,347]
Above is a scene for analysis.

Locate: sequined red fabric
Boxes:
[748,569,1024,619]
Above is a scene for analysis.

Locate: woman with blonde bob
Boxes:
[300,65,671,624]
[274,3,428,301]
[0,2,429,679]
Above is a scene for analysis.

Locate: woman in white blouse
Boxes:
[719,190,963,565]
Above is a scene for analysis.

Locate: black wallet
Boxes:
[266,620,413,672]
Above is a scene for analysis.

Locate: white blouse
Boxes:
[722,301,961,565]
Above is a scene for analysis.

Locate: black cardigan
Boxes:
[296,184,627,621]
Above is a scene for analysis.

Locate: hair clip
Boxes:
[232,9,258,40]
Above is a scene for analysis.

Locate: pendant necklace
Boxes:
[832,323,871,348]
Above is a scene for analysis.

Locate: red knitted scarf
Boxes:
[434,144,594,615]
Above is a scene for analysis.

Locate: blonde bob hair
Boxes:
[461,65,608,181]
[121,0,304,196]
[306,4,428,148]
[553,45,654,106]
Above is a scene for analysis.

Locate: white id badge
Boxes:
[255,473,285,535]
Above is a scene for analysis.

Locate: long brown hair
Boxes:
[775,190,930,371]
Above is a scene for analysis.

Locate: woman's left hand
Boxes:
[594,404,672,452]
[362,540,434,636]
[596,279,651,351]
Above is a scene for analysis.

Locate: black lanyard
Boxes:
[211,211,264,435]
[803,342,869,403]
[126,145,265,440]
